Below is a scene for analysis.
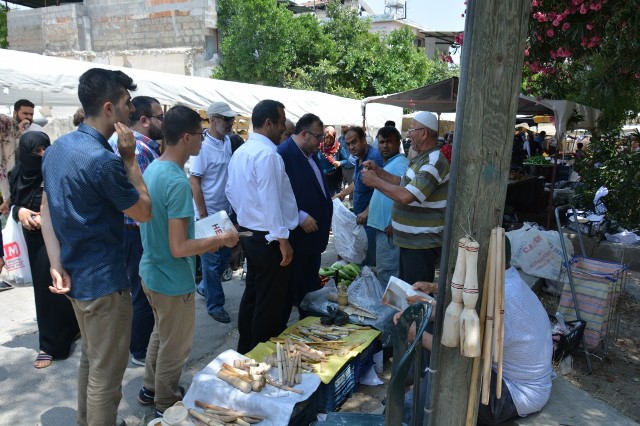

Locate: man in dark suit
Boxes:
[278,113,333,326]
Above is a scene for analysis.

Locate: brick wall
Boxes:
[8,4,86,52]
[7,0,216,53]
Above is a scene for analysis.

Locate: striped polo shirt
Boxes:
[391,146,449,249]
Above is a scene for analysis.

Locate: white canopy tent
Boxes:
[0,49,400,128]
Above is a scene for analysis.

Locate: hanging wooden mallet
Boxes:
[460,240,481,357]
[442,237,469,347]
[481,228,497,405]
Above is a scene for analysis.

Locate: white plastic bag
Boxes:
[331,198,367,264]
[2,207,32,284]
[506,223,573,281]
[347,266,383,303]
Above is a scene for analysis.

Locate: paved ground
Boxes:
[0,236,637,425]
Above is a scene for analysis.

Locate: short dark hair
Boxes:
[377,126,401,144]
[577,142,584,149]
[539,131,546,137]
[384,120,396,128]
[293,113,323,135]
[78,68,137,117]
[252,99,285,129]
[162,105,202,146]
[14,99,34,111]
[130,96,160,124]
[72,108,85,126]
[345,126,365,141]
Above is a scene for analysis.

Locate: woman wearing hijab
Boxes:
[316,126,344,196]
[10,130,79,369]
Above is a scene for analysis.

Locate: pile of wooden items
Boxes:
[216,357,303,395]
[263,324,368,374]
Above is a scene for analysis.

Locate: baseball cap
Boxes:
[206,102,237,117]
[414,111,438,132]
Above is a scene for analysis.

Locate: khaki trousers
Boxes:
[142,283,195,411]
[70,290,132,426]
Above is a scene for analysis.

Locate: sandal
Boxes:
[34,352,53,369]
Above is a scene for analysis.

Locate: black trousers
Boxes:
[25,229,80,359]
[281,249,322,328]
[477,370,520,425]
[237,231,291,354]
[399,247,441,284]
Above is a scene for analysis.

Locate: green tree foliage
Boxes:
[215,0,458,98]
[573,132,640,229]
[522,0,640,228]
[524,0,640,130]
[213,0,295,86]
[1,5,8,49]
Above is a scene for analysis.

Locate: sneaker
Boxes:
[196,285,205,297]
[137,386,155,405]
[209,309,231,324]
[153,386,186,417]
[131,357,145,366]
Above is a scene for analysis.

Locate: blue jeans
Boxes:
[198,247,231,314]
[375,230,399,288]
[125,227,154,360]
[363,225,377,267]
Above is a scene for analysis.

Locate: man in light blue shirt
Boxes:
[367,126,409,287]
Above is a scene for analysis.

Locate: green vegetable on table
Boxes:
[523,155,552,166]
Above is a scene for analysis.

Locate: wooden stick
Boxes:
[496,228,506,398]
[217,370,252,393]
[481,228,497,405]
[220,365,252,383]
[276,342,283,384]
[189,409,226,425]
[194,401,266,420]
[265,375,304,394]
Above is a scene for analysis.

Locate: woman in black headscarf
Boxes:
[10,130,79,369]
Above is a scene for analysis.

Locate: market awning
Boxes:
[362,77,601,136]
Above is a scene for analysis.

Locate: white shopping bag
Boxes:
[331,198,367,264]
[2,207,32,284]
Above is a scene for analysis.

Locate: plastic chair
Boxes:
[311,302,433,426]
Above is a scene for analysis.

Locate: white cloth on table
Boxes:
[182,349,321,426]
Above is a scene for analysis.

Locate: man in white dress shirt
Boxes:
[225,99,298,353]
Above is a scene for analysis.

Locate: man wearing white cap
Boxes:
[362,111,449,285]
[189,101,237,323]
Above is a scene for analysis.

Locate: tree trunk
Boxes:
[426,1,531,425]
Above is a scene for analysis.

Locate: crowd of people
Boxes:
[0,67,553,426]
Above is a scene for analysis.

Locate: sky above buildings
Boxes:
[366,0,466,31]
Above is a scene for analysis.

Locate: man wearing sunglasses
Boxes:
[362,111,449,287]
[106,95,164,368]
[189,101,237,324]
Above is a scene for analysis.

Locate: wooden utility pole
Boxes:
[425,1,531,425]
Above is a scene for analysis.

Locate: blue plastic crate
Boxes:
[352,338,382,388]
[316,362,356,413]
